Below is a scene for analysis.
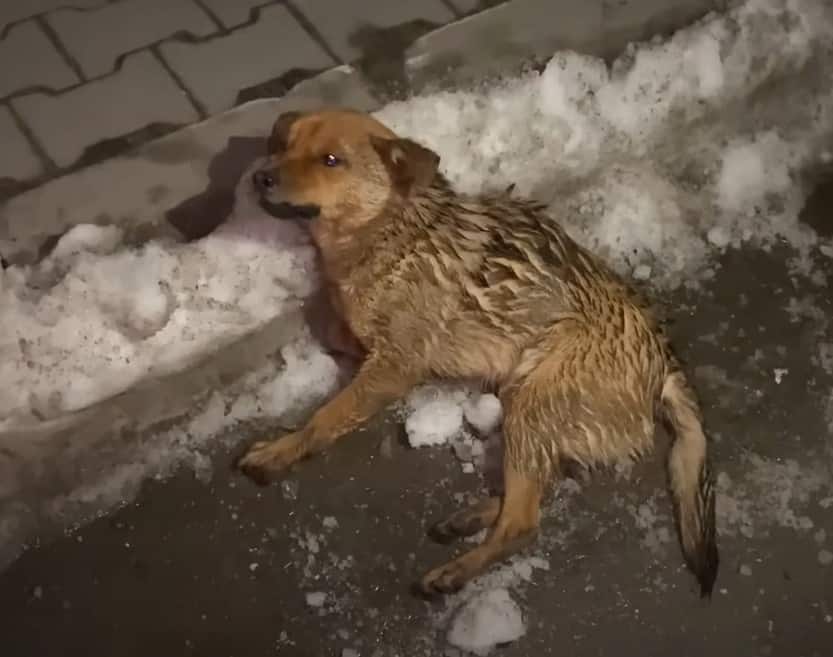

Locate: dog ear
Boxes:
[268,110,302,153]
[370,136,440,194]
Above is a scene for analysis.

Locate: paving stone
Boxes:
[293,0,454,63]
[0,20,78,97]
[0,106,43,181]
[47,0,217,78]
[197,0,267,28]
[160,3,333,115]
[12,51,199,167]
[0,0,103,33]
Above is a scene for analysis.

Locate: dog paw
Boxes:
[237,435,303,485]
[416,561,468,597]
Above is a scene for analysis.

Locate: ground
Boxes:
[2,0,833,656]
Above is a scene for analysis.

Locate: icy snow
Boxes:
[0,204,319,426]
[462,394,503,437]
[436,555,549,655]
[447,588,526,656]
[305,591,327,607]
[405,398,465,447]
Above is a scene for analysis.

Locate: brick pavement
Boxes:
[0,0,474,200]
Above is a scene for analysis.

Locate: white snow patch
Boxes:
[447,588,526,656]
[430,555,549,654]
[406,398,465,448]
[462,394,503,436]
[259,338,342,418]
[402,383,504,448]
[716,133,793,217]
[305,591,327,607]
[50,223,124,260]
[0,210,317,426]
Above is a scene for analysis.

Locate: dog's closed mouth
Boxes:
[259,199,320,220]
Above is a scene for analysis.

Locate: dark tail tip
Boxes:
[691,481,719,598]
[695,541,719,598]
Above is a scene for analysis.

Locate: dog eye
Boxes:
[323,154,341,167]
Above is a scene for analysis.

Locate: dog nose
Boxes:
[252,169,276,190]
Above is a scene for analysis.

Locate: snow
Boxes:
[447,588,526,656]
[405,398,465,448]
[258,338,342,418]
[402,384,504,449]
[0,194,318,426]
[305,591,327,607]
[462,394,503,437]
[435,555,549,655]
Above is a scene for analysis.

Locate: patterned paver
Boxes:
[0,20,79,97]
[12,51,200,168]
[47,0,217,78]
[0,107,43,181]
[0,0,103,34]
[160,3,334,115]
[197,0,269,28]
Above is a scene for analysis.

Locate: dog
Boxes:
[237,108,719,597]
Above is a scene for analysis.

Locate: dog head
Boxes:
[252,109,440,244]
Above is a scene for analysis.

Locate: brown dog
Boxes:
[237,108,719,597]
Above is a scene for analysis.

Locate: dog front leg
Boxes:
[237,355,417,484]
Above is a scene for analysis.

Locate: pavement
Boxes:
[3,0,833,656]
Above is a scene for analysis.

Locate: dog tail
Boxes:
[661,369,719,597]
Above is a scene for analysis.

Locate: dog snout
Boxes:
[252,169,277,191]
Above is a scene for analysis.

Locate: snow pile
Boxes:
[405,387,468,448]
[401,385,503,477]
[0,205,318,428]
[462,394,503,437]
[436,555,549,655]
[447,588,526,656]
[305,591,327,608]
[403,384,503,448]
[378,0,833,287]
[41,328,342,523]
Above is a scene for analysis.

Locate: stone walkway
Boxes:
[0,0,492,200]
